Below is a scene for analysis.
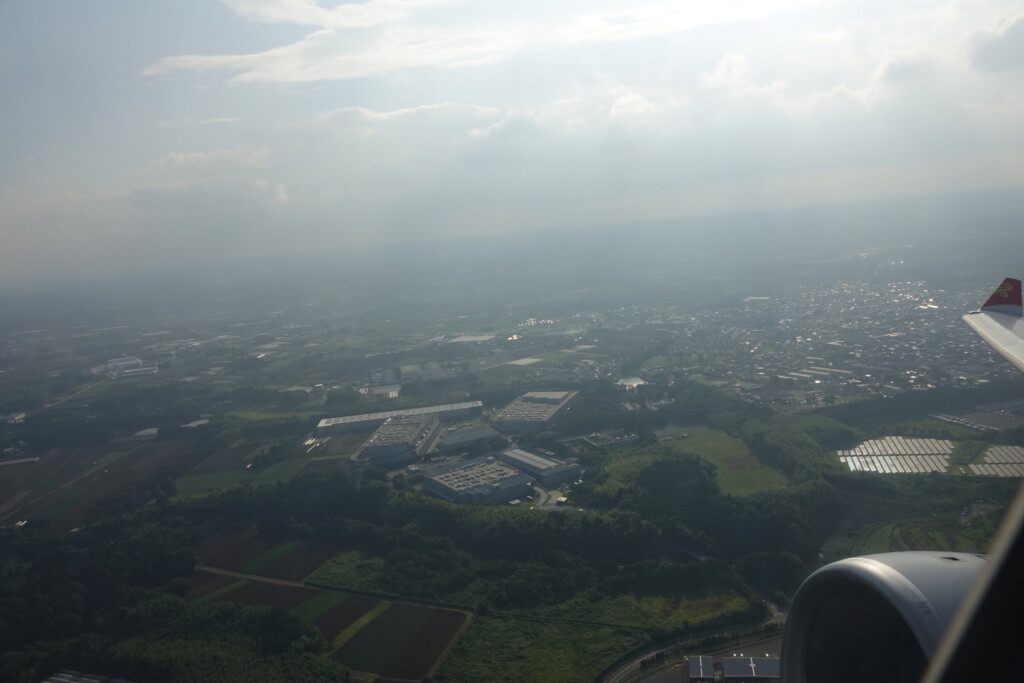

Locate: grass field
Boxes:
[820,523,897,562]
[175,456,313,494]
[659,426,787,496]
[898,518,998,554]
[538,351,575,361]
[436,614,648,683]
[83,450,132,476]
[640,354,675,370]
[307,550,387,593]
[524,590,754,633]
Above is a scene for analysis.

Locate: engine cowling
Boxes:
[781,552,988,683]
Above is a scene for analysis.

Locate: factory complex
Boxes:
[490,391,577,434]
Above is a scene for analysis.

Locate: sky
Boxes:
[1,0,1023,285]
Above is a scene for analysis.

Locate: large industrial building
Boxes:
[496,448,581,488]
[490,391,577,434]
[421,457,533,505]
[437,424,502,453]
[316,401,482,434]
[351,414,440,467]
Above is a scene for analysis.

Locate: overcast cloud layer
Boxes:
[1,0,1023,284]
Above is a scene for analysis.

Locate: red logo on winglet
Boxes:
[981,278,1023,313]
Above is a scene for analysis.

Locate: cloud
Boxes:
[130,178,289,210]
[198,116,242,125]
[145,0,826,84]
[972,15,1024,72]
[150,145,268,170]
[219,0,455,29]
[878,54,931,83]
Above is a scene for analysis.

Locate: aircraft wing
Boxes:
[962,277,1024,373]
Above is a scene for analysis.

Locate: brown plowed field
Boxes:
[5,439,191,531]
[261,540,338,581]
[312,596,379,637]
[335,603,433,674]
[382,608,467,679]
[196,524,274,569]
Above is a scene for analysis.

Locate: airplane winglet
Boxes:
[979,278,1023,316]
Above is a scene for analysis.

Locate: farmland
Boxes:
[197,525,341,581]
[186,568,469,679]
[0,438,190,530]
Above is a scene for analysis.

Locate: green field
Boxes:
[538,351,575,361]
[660,427,787,496]
[174,457,314,494]
[521,590,754,633]
[436,614,648,683]
[308,550,388,593]
[640,354,674,370]
[898,517,999,554]
[83,450,133,477]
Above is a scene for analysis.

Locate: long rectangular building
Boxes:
[317,401,483,434]
[491,391,577,434]
[421,457,533,505]
[352,414,440,467]
[496,448,580,488]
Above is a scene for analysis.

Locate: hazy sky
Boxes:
[1,0,1023,284]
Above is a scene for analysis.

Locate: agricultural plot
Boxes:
[197,528,339,581]
[185,566,468,680]
[186,445,257,475]
[0,438,192,530]
[526,590,754,633]
[437,614,647,683]
[218,581,319,610]
[175,455,314,494]
[185,570,245,601]
[308,549,388,593]
[333,602,468,680]
[260,540,340,581]
[196,525,275,569]
[311,596,379,641]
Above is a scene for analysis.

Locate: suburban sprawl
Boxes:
[2,229,1023,683]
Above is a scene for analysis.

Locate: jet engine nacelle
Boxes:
[781,551,988,683]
